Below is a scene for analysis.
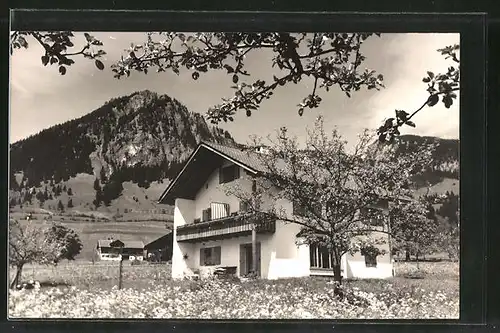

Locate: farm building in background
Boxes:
[145,232,173,262]
[96,239,145,261]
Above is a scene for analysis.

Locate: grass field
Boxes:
[8,260,459,319]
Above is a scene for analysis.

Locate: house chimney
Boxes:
[255,145,270,155]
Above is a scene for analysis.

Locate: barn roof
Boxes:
[145,232,173,250]
[97,239,144,249]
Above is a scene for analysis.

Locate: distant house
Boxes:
[144,232,173,262]
[96,239,145,261]
[158,141,395,280]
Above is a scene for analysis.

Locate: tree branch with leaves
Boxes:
[10,31,107,75]
[12,31,458,140]
[109,32,383,123]
[377,44,460,143]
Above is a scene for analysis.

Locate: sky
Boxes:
[10,32,460,147]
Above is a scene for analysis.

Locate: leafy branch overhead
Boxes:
[377,44,460,143]
[109,32,384,123]
[10,31,107,75]
[11,31,457,139]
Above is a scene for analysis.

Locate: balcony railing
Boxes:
[176,212,276,242]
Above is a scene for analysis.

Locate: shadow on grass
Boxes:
[39,281,73,288]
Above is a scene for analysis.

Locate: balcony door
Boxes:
[239,242,261,277]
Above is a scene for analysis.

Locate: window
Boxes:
[200,246,221,266]
[360,207,385,227]
[309,244,333,269]
[364,254,377,268]
[239,200,250,212]
[293,200,307,216]
[361,246,380,268]
[219,165,240,184]
[202,208,212,222]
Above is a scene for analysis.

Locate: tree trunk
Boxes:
[331,253,343,298]
[10,264,24,289]
[416,243,420,269]
[333,264,342,284]
[405,250,411,261]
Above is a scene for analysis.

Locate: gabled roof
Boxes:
[158,141,266,205]
[145,232,173,250]
[157,141,414,206]
[203,142,268,172]
[97,239,144,249]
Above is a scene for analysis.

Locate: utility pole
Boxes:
[251,178,258,277]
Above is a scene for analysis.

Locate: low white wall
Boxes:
[346,260,393,279]
[267,251,310,280]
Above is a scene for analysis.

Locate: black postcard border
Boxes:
[3,8,489,333]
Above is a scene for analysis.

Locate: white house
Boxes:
[158,141,394,280]
[96,239,145,261]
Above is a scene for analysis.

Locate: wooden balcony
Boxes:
[176,213,276,243]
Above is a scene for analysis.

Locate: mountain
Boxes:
[9,90,236,216]
[393,134,459,182]
[371,134,459,197]
[9,93,459,218]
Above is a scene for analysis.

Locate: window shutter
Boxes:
[214,246,221,265]
[256,243,261,275]
[200,248,204,266]
[235,166,240,179]
[239,244,246,276]
[239,201,247,212]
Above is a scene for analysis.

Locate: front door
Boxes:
[239,242,261,277]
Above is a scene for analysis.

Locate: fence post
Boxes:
[118,258,123,290]
[109,240,125,290]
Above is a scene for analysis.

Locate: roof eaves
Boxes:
[157,144,203,203]
[157,142,261,205]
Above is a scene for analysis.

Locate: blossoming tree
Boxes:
[9,219,65,289]
[388,196,440,267]
[222,117,434,286]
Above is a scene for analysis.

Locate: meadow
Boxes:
[8,260,459,319]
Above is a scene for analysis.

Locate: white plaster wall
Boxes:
[194,164,251,219]
[264,198,312,279]
[345,230,393,279]
[186,234,275,278]
[345,261,393,279]
[172,198,195,278]
[267,242,310,279]
[271,199,303,259]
